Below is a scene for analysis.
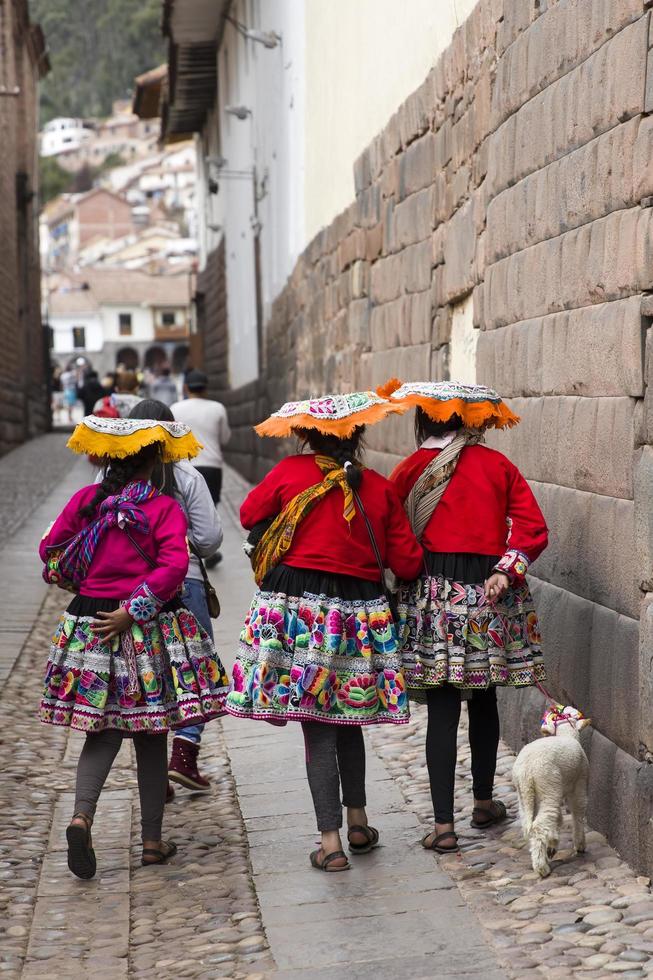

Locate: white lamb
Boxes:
[512,705,590,878]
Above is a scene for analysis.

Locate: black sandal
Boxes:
[66,812,96,880]
[347,825,380,854]
[421,831,460,854]
[309,849,350,872]
[141,840,178,866]
[471,800,507,829]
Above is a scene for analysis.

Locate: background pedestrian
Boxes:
[171,370,231,567]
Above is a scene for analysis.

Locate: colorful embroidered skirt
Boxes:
[40,595,231,733]
[225,565,409,727]
[398,552,545,697]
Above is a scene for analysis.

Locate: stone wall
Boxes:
[201,0,653,869]
[0,2,49,456]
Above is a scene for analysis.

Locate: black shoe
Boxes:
[205,552,222,569]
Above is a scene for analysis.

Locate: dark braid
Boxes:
[295,426,365,491]
[79,444,160,519]
[128,399,177,499]
[414,406,464,446]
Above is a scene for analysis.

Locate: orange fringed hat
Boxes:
[377,379,520,430]
[255,391,406,439]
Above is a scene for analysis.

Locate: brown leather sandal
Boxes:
[66,812,96,880]
[141,840,178,866]
[471,800,507,829]
[309,849,350,872]
[347,825,380,854]
[421,830,460,854]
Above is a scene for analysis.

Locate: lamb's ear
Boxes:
[577,717,591,730]
[540,716,556,736]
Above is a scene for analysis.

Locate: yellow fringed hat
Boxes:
[255,391,406,439]
[67,415,203,462]
[377,379,520,430]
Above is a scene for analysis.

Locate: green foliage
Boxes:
[100,152,127,172]
[39,155,73,204]
[32,0,165,123]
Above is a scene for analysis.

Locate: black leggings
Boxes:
[301,722,367,831]
[74,730,168,842]
[426,686,500,824]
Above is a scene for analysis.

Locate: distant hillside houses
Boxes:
[39,100,158,172]
[39,81,198,381]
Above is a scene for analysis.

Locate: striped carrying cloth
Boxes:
[252,455,355,587]
[405,432,482,541]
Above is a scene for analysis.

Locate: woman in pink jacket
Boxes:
[39,415,230,879]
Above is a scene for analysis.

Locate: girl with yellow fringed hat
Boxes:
[382,380,548,856]
[39,415,230,879]
[226,391,423,872]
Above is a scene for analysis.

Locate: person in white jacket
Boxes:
[127,400,222,794]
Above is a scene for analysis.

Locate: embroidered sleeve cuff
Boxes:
[122,583,164,623]
[494,549,531,582]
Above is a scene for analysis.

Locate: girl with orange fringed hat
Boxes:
[382,380,549,856]
[226,391,423,872]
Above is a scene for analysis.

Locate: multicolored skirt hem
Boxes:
[224,701,410,727]
[226,567,410,727]
[40,596,231,734]
[39,694,227,734]
[398,566,545,699]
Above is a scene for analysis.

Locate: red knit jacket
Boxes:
[240,454,423,583]
[389,445,548,581]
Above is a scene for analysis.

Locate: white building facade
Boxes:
[160,0,478,391]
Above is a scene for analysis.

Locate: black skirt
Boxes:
[261,564,383,601]
[422,552,500,585]
[67,594,184,616]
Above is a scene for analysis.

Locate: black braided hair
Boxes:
[79,443,161,519]
[128,399,177,498]
[414,407,464,447]
[295,426,365,491]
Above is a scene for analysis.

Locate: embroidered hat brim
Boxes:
[254,391,406,438]
[67,416,203,462]
[377,378,520,430]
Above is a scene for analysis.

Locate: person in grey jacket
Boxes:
[149,368,179,408]
[127,400,222,794]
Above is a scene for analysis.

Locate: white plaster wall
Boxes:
[304,0,479,240]
[99,305,153,343]
[50,312,104,355]
[204,0,306,388]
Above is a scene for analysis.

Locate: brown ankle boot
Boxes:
[168,737,211,791]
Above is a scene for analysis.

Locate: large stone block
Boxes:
[523,481,639,619]
[529,577,640,757]
[638,593,653,754]
[633,447,653,593]
[399,133,436,200]
[583,726,653,873]
[443,199,477,302]
[492,395,635,498]
[401,240,432,294]
[484,208,653,330]
[488,16,648,198]
[492,0,643,130]
[389,187,434,252]
[476,297,645,398]
[370,252,403,304]
[486,118,640,265]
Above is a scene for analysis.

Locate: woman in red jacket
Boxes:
[385,380,548,855]
[226,392,423,872]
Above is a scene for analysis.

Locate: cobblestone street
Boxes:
[2,436,653,979]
